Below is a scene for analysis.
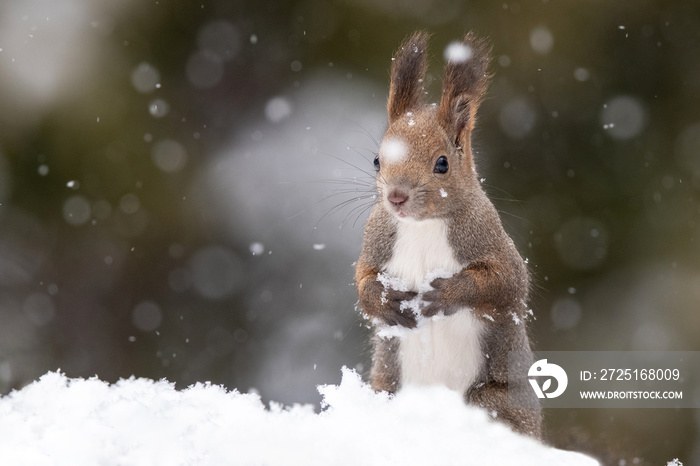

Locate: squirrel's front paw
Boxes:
[359,278,418,328]
[379,288,419,328]
[421,277,460,318]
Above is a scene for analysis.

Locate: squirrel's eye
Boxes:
[434,156,449,174]
[373,155,380,171]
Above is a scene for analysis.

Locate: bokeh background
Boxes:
[1,0,699,464]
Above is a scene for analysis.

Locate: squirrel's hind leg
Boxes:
[467,382,543,439]
[369,336,402,393]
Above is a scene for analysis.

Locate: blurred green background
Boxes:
[1,0,699,464]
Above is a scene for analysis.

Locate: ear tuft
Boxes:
[387,31,431,124]
[438,32,492,147]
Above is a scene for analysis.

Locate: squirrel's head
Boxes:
[375,31,492,222]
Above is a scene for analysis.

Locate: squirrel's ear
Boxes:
[387,31,430,124]
[438,32,492,149]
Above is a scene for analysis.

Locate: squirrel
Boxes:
[354,31,542,438]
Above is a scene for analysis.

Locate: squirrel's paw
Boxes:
[421,277,459,317]
[380,288,418,328]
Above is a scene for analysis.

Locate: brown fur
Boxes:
[387,31,430,124]
[438,32,493,148]
[354,31,542,438]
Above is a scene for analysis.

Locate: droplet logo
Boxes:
[528,359,568,399]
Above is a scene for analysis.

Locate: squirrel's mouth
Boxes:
[382,185,417,220]
[387,202,413,220]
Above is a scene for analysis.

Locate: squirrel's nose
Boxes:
[388,191,409,206]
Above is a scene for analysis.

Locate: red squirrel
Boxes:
[354,31,542,437]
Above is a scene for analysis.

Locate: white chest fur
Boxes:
[383,218,485,394]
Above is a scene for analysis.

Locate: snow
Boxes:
[551,297,582,330]
[443,42,472,63]
[499,97,537,139]
[152,139,187,173]
[189,246,242,299]
[265,96,293,123]
[197,20,240,62]
[62,195,91,226]
[131,62,160,93]
[119,193,140,214]
[0,368,599,466]
[380,137,408,164]
[148,98,170,118]
[186,51,224,89]
[529,26,554,55]
[573,67,590,82]
[376,271,410,293]
[131,301,163,332]
[510,311,522,325]
[249,242,265,255]
[600,95,646,140]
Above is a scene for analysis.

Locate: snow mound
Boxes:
[0,368,599,466]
